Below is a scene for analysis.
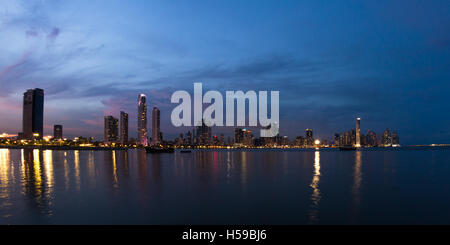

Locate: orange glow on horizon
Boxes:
[0,133,17,138]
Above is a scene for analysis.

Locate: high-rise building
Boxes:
[234,128,244,144]
[186,131,192,145]
[306,129,313,146]
[213,135,220,145]
[23,88,44,140]
[151,107,161,145]
[177,133,184,145]
[344,130,352,145]
[120,111,128,145]
[334,133,341,146]
[195,120,211,145]
[296,136,305,147]
[392,131,400,145]
[366,130,377,146]
[242,129,254,146]
[355,118,361,147]
[383,128,391,146]
[53,125,63,140]
[104,116,119,144]
[137,94,148,146]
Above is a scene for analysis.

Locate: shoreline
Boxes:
[0,145,129,151]
[0,144,449,152]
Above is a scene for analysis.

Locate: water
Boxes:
[0,147,450,225]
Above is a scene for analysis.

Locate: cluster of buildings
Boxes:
[12,88,165,148]
[331,118,400,147]
[283,118,400,148]
[174,121,230,147]
[2,88,400,148]
[104,94,161,147]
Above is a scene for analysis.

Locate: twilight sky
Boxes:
[0,0,449,144]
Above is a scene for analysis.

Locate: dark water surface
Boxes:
[0,148,450,225]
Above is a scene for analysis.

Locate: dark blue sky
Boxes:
[0,0,449,144]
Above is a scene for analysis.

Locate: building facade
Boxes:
[137,94,148,146]
[355,118,361,147]
[22,88,44,140]
[104,116,119,144]
[306,128,313,146]
[120,111,128,145]
[53,125,63,140]
[151,107,161,145]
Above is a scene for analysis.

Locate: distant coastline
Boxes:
[0,144,128,151]
[0,144,449,152]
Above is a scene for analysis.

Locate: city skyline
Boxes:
[0,1,449,144]
[12,87,402,148]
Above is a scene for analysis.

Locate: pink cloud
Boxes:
[81,118,103,127]
[0,51,31,81]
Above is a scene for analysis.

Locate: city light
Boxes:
[0,133,17,138]
[43,136,53,142]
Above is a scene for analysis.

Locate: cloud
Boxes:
[25,30,39,37]
[0,51,31,84]
[47,27,60,40]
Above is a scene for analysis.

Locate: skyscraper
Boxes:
[137,94,148,146]
[383,129,392,146]
[355,118,361,147]
[334,133,341,146]
[243,129,254,147]
[151,107,160,145]
[53,125,63,140]
[234,128,243,144]
[306,128,313,146]
[366,130,377,146]
[186,131,192,145]
[392,131,400,145]
[120,111,128,145]
[195,120,211,145]
[104,116,119,144]
[296,136,305,146]
[22,88,44,140]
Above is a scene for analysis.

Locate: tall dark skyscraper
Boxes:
[234,128,243,144]
[138,94,148,146]
[306,128,313,146]
[104,115,119,144]
[53,125,63,140]
[22,88,44,140]
[120,111,128,145]
[151,107,160,145]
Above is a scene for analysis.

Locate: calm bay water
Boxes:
[0,147,450,225]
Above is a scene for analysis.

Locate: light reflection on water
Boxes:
[351,151,362,223]
[308,150,321,224]
[0,149,12,211]
[0,148,450,224]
